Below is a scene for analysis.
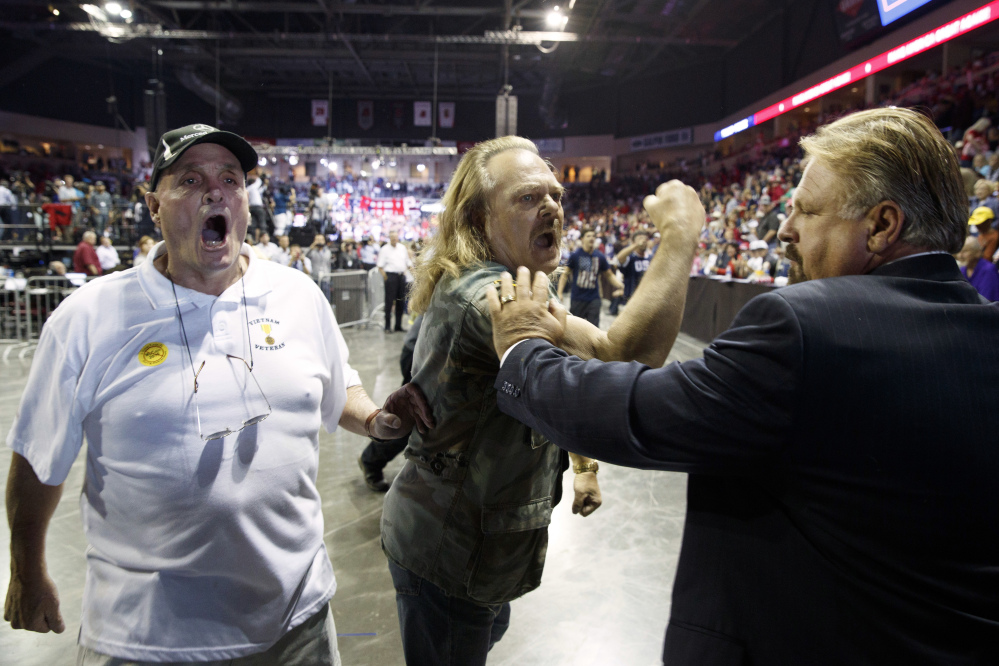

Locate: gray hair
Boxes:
[800,107,966,253]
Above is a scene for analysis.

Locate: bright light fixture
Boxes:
[81,4,108,20]
[546,10,564,28]
[371,160,380,169]
[258,157,268,167]
[360,170,368,177]
[105,2,122,16]
[52,8,60,16]
[416,163,426,172]
[120,8,132,19]
[288,155,299,166]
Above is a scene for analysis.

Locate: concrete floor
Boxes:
[0,309,708,666]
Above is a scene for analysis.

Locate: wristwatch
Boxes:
[572,460,599,475]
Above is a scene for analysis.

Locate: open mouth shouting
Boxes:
[201,212,229,250]
[531,226,559,252]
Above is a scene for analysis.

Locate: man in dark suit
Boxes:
[485,108,999,664]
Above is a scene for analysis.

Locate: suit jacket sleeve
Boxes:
[495,291,803,473]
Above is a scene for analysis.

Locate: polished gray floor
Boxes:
[0,309,708,666]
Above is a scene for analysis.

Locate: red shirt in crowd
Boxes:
[73,241,102,276]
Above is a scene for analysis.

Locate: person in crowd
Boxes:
[95,235,120,273]
[0,178,15,241]
[88,181,112,237]
[381,136,704,665]
[557,227,622,327]
[307,234,333,281]
[487,107,999,664]
[256,231,279,261]
[337,240,360,270]
[246,172,267,242]
[72,230,101,276]
[359,238,378,270]
[377,230,411,332]
[958,235,999,300]
[274,234,291,266]
[131,183,156,239]
[306,184,329,235]
[4,123,431,663]
[288,243,311,275]
[614,230,656,307]
[357,313,424,492]
[969,205,999,261]
[961,117,990,166]
[133,235,155,266]
[968,179,998,216]
[271,184,292,236]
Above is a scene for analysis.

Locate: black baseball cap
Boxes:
[149,123,258,190]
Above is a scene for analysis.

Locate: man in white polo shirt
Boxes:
[3,124,431,664]
[377,230,412,332]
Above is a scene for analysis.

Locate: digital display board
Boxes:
[878,0,936,26]
[715,1,998,141]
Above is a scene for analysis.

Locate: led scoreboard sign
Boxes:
[879,0,936,26]
[715,1,999,141]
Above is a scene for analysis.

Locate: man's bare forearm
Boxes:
[557,270,569,299]
[338,385,380,437]
[7,453,62,577]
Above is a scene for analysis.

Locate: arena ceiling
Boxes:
[1,0,784,126]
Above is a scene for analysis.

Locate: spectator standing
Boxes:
[615,231,656,304]
[88,181,112,237]
[96,236,120,273]
[73,230,101,276]
[378,230,412,332]
[360,238,378,270]
[246,174,267,241]
[558,227,622,327]
[307,234,333,280]
[271,185,291,235]
[958,236,999,300]
[0,178,14,241]
[338,241,360,270]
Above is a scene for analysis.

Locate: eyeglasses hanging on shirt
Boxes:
[168,266,272,441]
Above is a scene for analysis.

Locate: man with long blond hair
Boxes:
[381,135,705,664]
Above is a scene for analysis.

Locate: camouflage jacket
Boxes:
[381,262,568,604]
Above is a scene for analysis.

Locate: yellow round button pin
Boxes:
[138,342,168,367]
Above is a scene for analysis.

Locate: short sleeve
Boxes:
[319,295,351,433]
[6,323,87,485]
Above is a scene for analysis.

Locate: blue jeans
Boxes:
[388,560,511,666]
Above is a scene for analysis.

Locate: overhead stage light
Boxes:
[120,9,132,19]
[416,164,426,172]
[371,160,380,169]
[258,157,268,167]
[105,2,122,16]
[546,10,565,28]
[288,155,299,166]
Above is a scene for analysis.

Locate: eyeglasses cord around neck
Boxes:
[166,262,253,393]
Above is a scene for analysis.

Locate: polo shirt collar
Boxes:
[138,242,273,310]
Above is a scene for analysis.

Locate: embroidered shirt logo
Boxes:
[249,318,285,350]
[138,342,168,366]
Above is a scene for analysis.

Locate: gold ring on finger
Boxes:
[500,295,516,304]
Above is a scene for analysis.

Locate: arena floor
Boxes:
[0,308,709,666]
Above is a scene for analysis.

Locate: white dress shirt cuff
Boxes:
[499,339,535,368]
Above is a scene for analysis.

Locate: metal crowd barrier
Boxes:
[0,276,93,353]
[318,270,370,328]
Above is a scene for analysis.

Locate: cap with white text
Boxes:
[149,124,258,190]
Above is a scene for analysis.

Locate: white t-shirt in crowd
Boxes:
[7,243,360,661]
[258,241,280,261]
[377,242,411,274]
[359,243,378,265]
[96,244,120,271]
[246,178,264,207]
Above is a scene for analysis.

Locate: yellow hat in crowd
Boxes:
[968,206,996,226]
